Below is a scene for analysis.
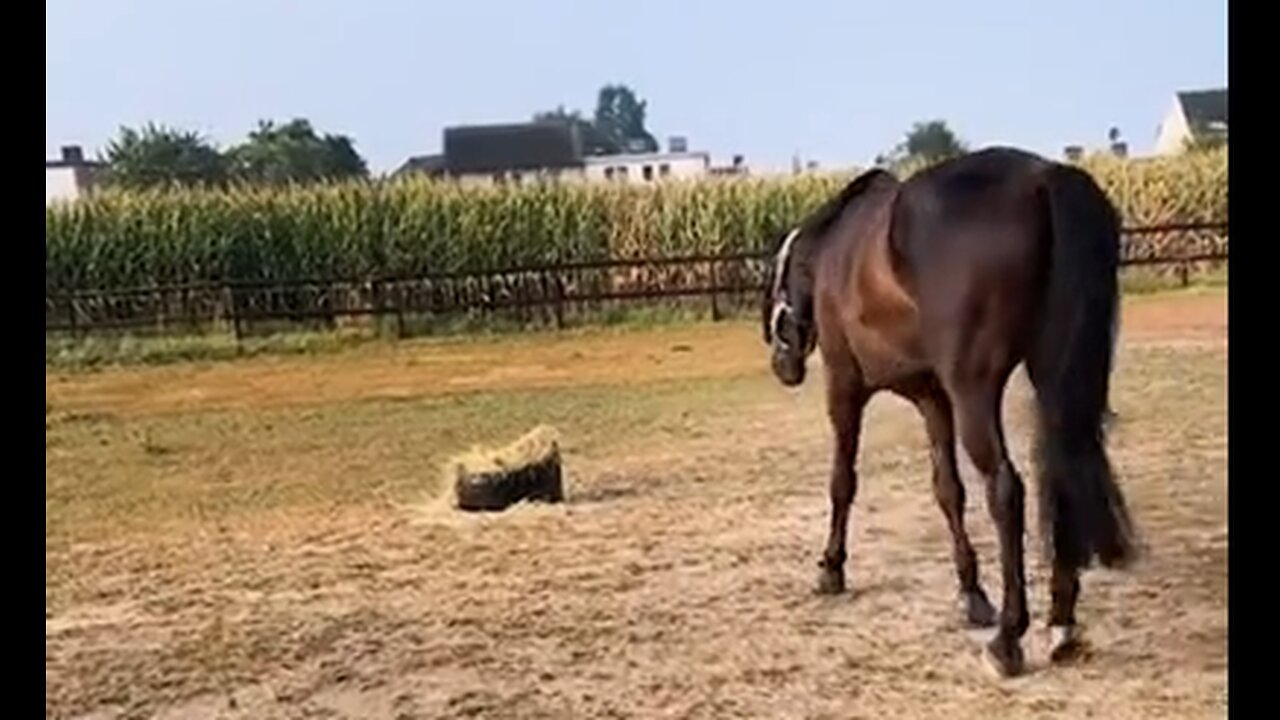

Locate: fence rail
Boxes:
[46,222,1227,338]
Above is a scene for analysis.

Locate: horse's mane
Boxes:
[796,167,896,243]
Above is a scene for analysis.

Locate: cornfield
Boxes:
[46,149,1226,294]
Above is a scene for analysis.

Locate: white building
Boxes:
[1154,88,1228,155]
[46,145,103,206]
[394,122,746,185]
[583,150,710,183]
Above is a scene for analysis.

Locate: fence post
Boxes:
[185,287,197,332]
[156,286,167,335]
[67,295,78,339]
[553,272,565,330]
[394,283,407,339]
[1178,261,1190,288]
[708,258,721,321]
[224,283,243,344]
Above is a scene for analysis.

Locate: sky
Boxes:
[46,1,1227,175]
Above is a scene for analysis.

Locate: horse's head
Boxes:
[761,227,817,386]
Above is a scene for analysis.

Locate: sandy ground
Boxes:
[45,291,1227,719]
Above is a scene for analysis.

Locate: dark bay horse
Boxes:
[762,147,1136,677]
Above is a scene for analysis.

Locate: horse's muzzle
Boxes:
[771,346,806,386]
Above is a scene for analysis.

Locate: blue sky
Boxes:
[46,1,1226,174]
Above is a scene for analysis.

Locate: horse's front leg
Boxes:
[817,375,868,595]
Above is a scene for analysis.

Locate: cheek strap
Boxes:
[769,301,790,348]
[770,300,817,355]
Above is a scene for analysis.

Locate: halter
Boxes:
[769,228,810,352]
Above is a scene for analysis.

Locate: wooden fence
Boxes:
[45,221,1227,339]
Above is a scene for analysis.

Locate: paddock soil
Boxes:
[45,289,1227,719]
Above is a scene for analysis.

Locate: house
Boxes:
[1154,88,1228,155]
[394,121,733,185]
[393,153,445,179]
[46,145,103,205]
[582,147,711,183]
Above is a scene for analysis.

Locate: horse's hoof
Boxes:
[1048,625,1084,664]
[815,569,846,595]
[982,637,1025,679]
[960,591,998,628]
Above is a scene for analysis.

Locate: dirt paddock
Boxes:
[45,290,1227,719]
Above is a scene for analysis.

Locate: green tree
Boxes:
[531,84,659,156]
[101,123,228,190]
[228,118,368,185]
[592,84,658,154]
[876,119,969,172]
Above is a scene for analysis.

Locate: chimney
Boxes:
[61,145,85,164]
[668,136,688,153]
[1110,142,1128,159]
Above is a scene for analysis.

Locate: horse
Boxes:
[761,147,1136,677]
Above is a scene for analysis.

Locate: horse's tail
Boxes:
[1028,163,1136,572]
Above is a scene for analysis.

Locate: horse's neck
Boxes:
[799,176,902,306]
[856,224,917,313]
[818,185,916,314]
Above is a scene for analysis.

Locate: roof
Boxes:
[44,158,104,169]
[45,158,104,169]
[443,121,585,174]
[1177,88,1228,136]
[393,154,445,177]
[46,145,104,169]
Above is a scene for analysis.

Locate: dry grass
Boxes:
[446,425,561,477]
[45,374,772,547]
[45,290,1226,719]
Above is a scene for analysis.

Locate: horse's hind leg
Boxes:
[1048,560,1083,662]
[952,379,1029,678]
[903,378,996,627]
[816,373,867,595]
